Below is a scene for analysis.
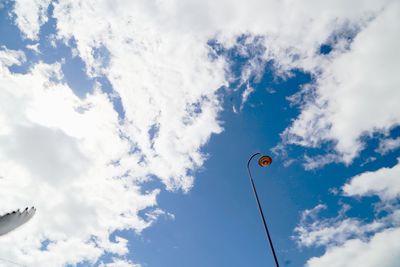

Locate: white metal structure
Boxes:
[0,207,36,236]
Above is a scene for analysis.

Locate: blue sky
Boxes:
[1,1,400,267]
[125,48,398,266]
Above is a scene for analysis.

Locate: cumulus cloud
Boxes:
[52,0,227,192]
[1,0,231,265]
[46,0,398,175]
[343,160,400,201]
[0,48,159,266]
[283,2,400,163]
[306,227,400,267]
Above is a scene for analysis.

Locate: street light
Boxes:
[247,152,280,267]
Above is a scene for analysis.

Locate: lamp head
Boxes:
[258,155,272,167]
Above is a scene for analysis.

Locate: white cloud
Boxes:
[286,2,400,264]
[297,160,400,266]
[295,204,385,247]
[46,0,397,179]
[26,43,41,53]
[306,227,400,267]
[283,2,400,163]
[12,0,51,40]
[377,137,400,155]
[0,49,160,266]
[52,0,228,192]
[0,46,26,67]
[12,0,395,166]
[303,154,340,170]
[343,160,400,201]
[297,203,400,267]
[240,83,254,111]
[100,258,141,267]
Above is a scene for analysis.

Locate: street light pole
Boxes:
[247,152,280,267]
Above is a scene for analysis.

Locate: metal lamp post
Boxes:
[247,152,280,267]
